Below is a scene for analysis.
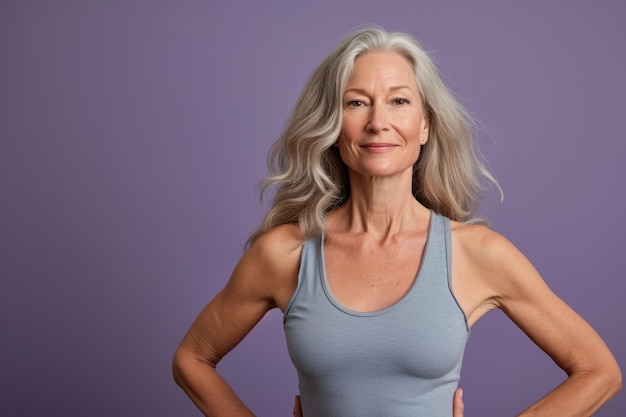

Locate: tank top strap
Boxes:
[440,214,469,331]
[283,233,322,323]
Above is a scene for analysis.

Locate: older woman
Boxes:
[173,27,621,416]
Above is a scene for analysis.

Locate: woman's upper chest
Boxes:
[322,231,428,312]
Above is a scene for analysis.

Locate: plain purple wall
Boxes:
[1,1,624,416]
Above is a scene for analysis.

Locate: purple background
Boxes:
[1,1,624,416]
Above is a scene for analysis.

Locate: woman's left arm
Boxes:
[463,227,622,417]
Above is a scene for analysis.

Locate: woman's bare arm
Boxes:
[456,225,621,416]
[172,225,301,416]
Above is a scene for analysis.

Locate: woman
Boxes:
[173,27,621,416]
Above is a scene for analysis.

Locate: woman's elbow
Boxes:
[171,344,219,387]
[593,359,622,402]
[172,346,198,388]
[172,347,186,387]
[608,364,622,398]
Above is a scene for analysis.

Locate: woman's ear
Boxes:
[420,126,429,145]
[420,112,430,145]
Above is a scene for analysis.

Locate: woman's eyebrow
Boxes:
[344,85,414,95]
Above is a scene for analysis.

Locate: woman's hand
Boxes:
[293,395,301,417]
[292,388,465,416]
[453,388,464,417]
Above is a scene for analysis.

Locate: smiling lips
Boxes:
[360,143,399,152]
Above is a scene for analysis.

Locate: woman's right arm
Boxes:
[172,225,302,416]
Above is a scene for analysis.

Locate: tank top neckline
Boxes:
[318,210,437,317]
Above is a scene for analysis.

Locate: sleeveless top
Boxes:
[283,211,469,417]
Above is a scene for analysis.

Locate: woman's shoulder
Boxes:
[449,220,522,270]
[245,224,304,309]
[450,219,540,296]
[448,219,544,320]
[450,220,501,245]
[255,222,305,247]
[248,223,305,266]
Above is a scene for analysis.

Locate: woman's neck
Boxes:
[330,171,429,240]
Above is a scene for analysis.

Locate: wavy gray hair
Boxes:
[247,26,500,245]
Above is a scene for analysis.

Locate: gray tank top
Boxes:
[283,211,469,417]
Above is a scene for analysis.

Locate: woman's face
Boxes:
[338,51,429,181]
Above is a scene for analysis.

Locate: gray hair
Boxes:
[247,26,501,245]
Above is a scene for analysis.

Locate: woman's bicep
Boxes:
[177,270,275,367]
[176,225,302,366]
[487,235,617,376]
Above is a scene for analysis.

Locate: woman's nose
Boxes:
[366,105,390,133]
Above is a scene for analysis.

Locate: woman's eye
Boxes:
[346,100,365,107]
[392,98,410,105]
